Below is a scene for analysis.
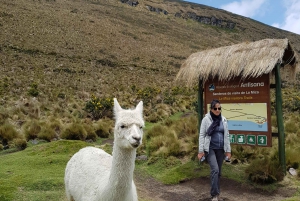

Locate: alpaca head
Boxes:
[113,98,144,149]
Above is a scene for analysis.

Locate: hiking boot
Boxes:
[211,196,218,201]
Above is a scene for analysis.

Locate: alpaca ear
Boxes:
[135,101,143,115]
[113,98,122,115]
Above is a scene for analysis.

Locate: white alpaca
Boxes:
[64,98,144,201]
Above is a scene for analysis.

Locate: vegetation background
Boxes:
[0,0,300,200]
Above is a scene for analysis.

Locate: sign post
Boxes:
[275,63,286,174]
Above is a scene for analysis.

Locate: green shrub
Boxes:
[136,86,161,105]
[61,123,87,140]
[85,95,114,120]
[0,123,19,147]
[245,154,284,184]
[28,83,39,97]
[23,120,41,140]
[231,145,255,163]
[14,138,27,150]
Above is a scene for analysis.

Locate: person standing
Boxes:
[198,99,231,201]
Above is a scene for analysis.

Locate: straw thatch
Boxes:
[176,38,298,87]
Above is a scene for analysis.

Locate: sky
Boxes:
[184,0,300,35]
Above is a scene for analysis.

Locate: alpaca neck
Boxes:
[104,143,136,199]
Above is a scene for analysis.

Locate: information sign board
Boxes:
[204,74,272,146]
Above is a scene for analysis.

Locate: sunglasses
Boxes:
[213,107,221,111]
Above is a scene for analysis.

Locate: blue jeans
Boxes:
[206,148,224,197]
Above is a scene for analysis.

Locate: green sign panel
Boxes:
[230,134,236,143]
[247,135,256,145]
[236,134,245,144]
[257,135,267,146]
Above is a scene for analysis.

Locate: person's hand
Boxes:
[225,152,231,159]
[198,152,205,160]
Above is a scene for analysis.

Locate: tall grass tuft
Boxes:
[23,120,41,141]
[0,122,19,147]
[13,138,27,150]
[61,123,87,141]
[37,124,57,142]
[83,123,97,141]
[286,146,300,169]
[94,119,113,138]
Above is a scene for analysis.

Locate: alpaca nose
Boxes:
[132,136,141,143]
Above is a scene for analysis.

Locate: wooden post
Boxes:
[198,78,204,132]
[275,63,286,174]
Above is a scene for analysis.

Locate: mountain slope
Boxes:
[0,0,299,118]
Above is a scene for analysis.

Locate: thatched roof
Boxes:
[176,38,298,86]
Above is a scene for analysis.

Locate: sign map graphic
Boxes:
[220,103,268,132]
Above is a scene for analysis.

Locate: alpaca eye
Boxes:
[120,125,126,129]
[139,126,143,129]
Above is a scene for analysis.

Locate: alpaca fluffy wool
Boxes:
[64,99,144,201]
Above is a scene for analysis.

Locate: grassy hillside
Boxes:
[1,0,299,112]
[0,140,87,201]
[1,0,300,200]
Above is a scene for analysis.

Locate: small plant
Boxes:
[85,95,114,120]
[28,83,39,97]
[57,93,66,99]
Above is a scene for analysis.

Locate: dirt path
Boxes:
[135,172,297,201]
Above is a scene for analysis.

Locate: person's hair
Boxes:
[210,99,220,109]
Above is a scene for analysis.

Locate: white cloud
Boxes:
[271,23,280,28]
[279,0,300,34]
[220,0,267,18]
